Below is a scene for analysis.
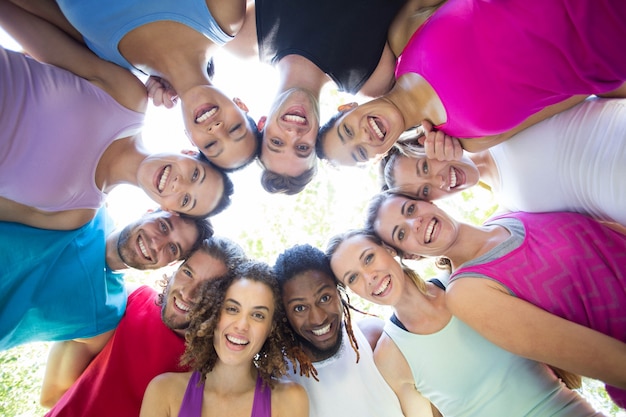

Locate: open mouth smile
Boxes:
[368,116,386,142]
[312,323,331,336]
[425,218,438,244]
[373,276,391,296]
[138,235,152,261]
[195,106,218,124]
[157,165,171,193]
[226,334,249,346]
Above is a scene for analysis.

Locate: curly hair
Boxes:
[156,236,246,306]
[274,244,367,363]
[181,259,316,387]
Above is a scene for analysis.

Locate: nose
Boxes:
[207,121,223,132]
[235,315,250,331]
[170,174,190,192]
[409,217,423,233]
[309,306,327,326]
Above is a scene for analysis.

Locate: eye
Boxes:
[347,273,358,285]
[406,203,415,216]
[422,160,429,175]
[343,124,352,137]
[294,305,306,313]
[270,138,283,146]
[229,123,242,134]
[169,243,178,257]
[183,267,192,278]
[422,186,430,198]
[320,294,331,303]
[159,220,168,233]
[296,144,310,152]
[191,168,199,181]
[225,305,238,314]
[364,253,374,265]
[182,194,190,208]
[398,229,405,241]
[357,146,368,161]
[252,311,266,320]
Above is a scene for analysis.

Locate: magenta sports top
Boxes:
[395,0,626,138]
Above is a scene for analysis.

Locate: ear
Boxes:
[233,97,249,113]
[257,116,267,131]
[337,102,358,113]
[180,149,199,157]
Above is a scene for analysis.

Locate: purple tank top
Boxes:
[178,371,271,417]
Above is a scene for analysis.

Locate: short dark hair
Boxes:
[316,112,343,160]
[260,164,317,195]
[179,215,214,258]
[273,244,332,289]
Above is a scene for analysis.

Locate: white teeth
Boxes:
[158,166,171,192]
[226,335,249,345]
[425,218,437,243]
[368,117,384,139]
[373,276,391,296]
[138,236,150,259]
[174,298,190,312]
[449,167,457,189]
[284,114,306,124]
[195,107,217,123]
[312,323,331,336]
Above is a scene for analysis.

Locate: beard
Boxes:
[116,225,147,270]
[298,325,343,362]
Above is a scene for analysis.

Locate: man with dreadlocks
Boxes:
[273,244,405,417]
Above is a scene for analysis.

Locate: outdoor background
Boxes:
[1,28,623,416]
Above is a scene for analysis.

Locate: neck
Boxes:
[386,73,447,129]
[204,362,257,395]
[96,136,149,193]
[394,280,450,334]
[105,232,128,271]
[443,222,509,270]
[469,151,499,189]
[276,55,328,97]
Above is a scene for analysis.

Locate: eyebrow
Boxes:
[225,298,271,312]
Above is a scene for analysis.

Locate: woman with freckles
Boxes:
[326,228,603,417]
[380,97,626,227]
[365,191,626,408]
[140,260,314,417]
[0,2,232,230]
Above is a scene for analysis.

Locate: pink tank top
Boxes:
[395,0,626,138]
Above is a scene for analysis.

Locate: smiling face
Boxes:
[282,270,343,361]
[391,153,480,200]
[180,86,258,170]
[329,235,405,307]
[214,278,275,366]
[137,152,224,217]
[162,250,228,337]
[260,88,319,177]
[321,100,405,166]
[116,211,200,270]
[373,195,457,257]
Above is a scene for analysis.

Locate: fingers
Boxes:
[144,76,178,109]
[420,120,463,161]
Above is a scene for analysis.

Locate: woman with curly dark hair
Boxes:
[140,260,314,417]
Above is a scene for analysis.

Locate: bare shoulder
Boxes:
[271,380,308,417]
[356,316,385,350]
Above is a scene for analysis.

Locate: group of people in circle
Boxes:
[1,0,626,415]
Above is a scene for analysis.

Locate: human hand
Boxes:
[145,76,178,108]
[419,120,463,161]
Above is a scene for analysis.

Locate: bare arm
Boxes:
[40,330,115,408]
[0,196,95,230]
[0,0,147,113]
[459,95,588,153]
[140,374,179,417]
[6,0,83,41]
[446,278,626,389]
[374,335,435,417]
[356,316,385,350]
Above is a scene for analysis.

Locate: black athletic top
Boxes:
[256,0,406,93]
